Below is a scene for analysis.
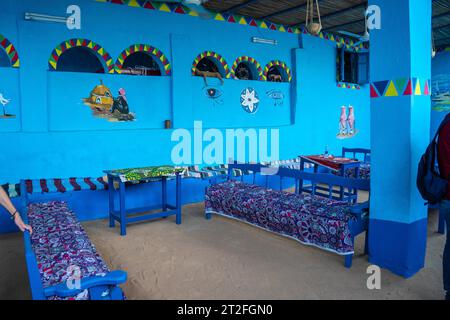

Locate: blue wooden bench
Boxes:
[20,182,127,300]
[205,163,370,268]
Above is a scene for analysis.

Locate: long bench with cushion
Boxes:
[23,201,127,300]
[205,163,370,268]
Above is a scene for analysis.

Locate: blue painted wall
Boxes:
[0,0,369,185]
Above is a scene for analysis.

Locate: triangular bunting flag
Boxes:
[414,79,422,95]
[394,78,408,93]
[213,13,225,21]
[423,80,430,95]
[373,80,389,96]
[128,0,140,7]
[385,81,399,97]
[370,84,379,98]
[403,79,413,95]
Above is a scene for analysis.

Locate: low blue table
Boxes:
[105,167,182,236]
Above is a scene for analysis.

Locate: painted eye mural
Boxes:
[266,90,285,106]
[205,86,223,106]
[83,81,136,122]
[240,88,260,114]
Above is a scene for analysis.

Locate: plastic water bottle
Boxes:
[324,146,329,158]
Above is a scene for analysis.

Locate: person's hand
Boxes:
[14,214,32,234]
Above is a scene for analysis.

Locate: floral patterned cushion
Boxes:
[205,181,356,255]
[27,201,110,300]
[339,163,371,180]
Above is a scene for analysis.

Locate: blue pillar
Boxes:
[369,0,432,278]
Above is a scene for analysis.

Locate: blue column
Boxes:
[369,0,432,278]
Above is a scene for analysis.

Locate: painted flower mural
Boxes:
[432,74,450,112]
[240,88,260,114]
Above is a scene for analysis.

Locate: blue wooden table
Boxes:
[299,155,361,202]
[105,168,182,236]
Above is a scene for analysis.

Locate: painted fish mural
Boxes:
[83,81,135,122]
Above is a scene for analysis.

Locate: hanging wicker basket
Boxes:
[306,0,322,35]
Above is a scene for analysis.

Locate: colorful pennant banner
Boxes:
[370,78,431,98]
[95,0,369,52]
[337,82,361,90]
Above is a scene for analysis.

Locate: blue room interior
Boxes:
[0,0,449,300]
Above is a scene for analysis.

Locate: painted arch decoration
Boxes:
[48,38,115,73]
[115,44,171,75]
[191,51,231,78]
[0,34,20,68]
[231,56,264,81]
[263,60,292,82]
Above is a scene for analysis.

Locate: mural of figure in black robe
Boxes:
[110,88,129,114]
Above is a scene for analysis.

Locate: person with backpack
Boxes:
[437,113,450,300]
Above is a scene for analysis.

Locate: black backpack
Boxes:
[417,115,450,205]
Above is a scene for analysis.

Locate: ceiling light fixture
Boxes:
[251,37,278,45]
[24,12,75,25]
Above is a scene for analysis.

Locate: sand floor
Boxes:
[0,202,446,300]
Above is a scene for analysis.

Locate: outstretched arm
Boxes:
[0,186,32,234]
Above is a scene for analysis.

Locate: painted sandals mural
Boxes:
[83,81,136,122]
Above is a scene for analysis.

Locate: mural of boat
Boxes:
[431,75,450,111]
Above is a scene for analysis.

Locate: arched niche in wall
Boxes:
[231,56,263,81]
[191,51,231,79]
[0,34,20,68]
[263,60,292,83]
[115,44,171,76]
[48,38,114,74]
